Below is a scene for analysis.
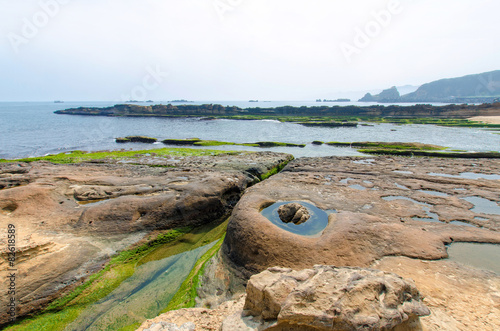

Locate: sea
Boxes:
[1,101,499,159]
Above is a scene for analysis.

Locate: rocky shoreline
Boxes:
[54,102,500,119]
[140,155,500,330]
[2,153,499,330]
[0,151,291,325]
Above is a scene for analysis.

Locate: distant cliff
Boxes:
[401,70,500,102]
[55,102,500,118]
[359,86,400,102]
[358,70,500,103]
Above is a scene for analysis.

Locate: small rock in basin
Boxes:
[277,202,310,225]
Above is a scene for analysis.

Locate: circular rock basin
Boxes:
[260,201,333,236]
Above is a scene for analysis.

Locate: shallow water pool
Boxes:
[447,242,500,274]
[260,201,333,236]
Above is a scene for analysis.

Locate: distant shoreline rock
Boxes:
[54,102,500,118]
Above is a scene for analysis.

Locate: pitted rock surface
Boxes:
[222,156,500,330]
[243,265,429,331]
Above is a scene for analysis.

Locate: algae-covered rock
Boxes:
[115,136,157,143]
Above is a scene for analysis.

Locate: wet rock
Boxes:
[0,152,291,325]
[277,202,310,224]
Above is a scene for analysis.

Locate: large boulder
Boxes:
[241,265,429,330]
[137,265,430,331]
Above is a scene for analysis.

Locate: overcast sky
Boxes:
[0,0,498,101]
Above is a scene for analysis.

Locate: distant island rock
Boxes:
[316,98,351,102]
[359,86,400,103]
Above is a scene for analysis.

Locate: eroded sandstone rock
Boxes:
[221,156,500,330]
[243,265,429,331]
[277,202,310,224]
[0,151,291,325]
[223,156,500,276]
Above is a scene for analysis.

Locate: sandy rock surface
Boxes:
[223,156,500,274]
[0,152,291,324]
[372,256,500,331]
[221,156,500,330]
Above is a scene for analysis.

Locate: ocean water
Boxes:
[1,101,499,159]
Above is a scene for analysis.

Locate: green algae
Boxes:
[162,236,225,313]
[0,148,240,164]
[160,138,304,148]
[326,141,446,151]
[116,136,158,143]
[3,227,193,331]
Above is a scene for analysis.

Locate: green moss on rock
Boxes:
[162,138,201,145]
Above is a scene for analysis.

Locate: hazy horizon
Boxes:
[1,0,499,101]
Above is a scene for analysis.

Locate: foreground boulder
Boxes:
[241,265,429,330]
[138,265,430,331]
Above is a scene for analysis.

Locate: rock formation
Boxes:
[0,151,291,324]
[359,86,400,103]
[241,265,429,330]
[54,102,500,119]
[138,265,430,331]
[223,156,500,274]
[277,202,310,224]
[221,156,500,330]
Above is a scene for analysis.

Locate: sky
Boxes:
[0,0,499,101]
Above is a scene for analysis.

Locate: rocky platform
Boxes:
[222,156,500,330]
[0,151,291,324]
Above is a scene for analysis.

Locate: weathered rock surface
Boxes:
[277,202,310,224]
[0,151,291,324]
[223,156,500,275]
[242,265,429,330]
[222,156,500,330]
[137,295,247,331]
[138,265,429,331]
[371,256,500,331]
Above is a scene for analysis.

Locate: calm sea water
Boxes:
[1,101,499,159]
